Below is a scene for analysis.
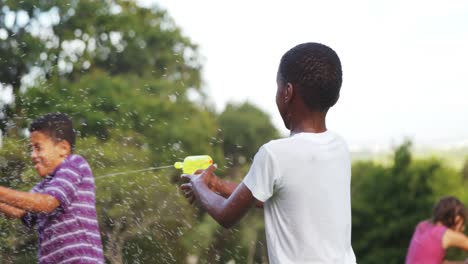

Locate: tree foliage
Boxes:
[0,0,202,134]
[219,102,279,166]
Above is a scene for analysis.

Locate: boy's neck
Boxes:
[53,153,72,172]
[289,111,327,135]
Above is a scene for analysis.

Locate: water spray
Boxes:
[96,155,213,179]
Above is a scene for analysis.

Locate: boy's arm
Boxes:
[0,186,60,214]
[0,202,27,218]
[181,165,258,228]
[212,178,264,208]
[211,177,239,198]
[192,168,237,197]
[190,169,264,208]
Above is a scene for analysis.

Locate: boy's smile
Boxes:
[30,131,69,177]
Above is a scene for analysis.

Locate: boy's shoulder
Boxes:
[259,137,289,152]
[59,154,90,171]
[262,131,347,151]
[262,137,289,147]
[257,137,299,159]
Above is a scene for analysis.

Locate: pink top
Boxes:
[406,220,447,264]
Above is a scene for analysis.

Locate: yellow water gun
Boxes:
[174,155,213,174]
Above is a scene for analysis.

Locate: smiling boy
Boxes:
[0,113,104,264]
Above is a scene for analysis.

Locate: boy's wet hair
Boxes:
[29,113,76,151]
[432,196,467,227]
[278,42,342,111]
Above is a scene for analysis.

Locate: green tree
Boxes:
[1,0,202,134]
[20,70,222,160]
[218,102,279,167]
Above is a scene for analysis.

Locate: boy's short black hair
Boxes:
[278,42,342,111]
[432,196,467,228]
[29,113,76,151]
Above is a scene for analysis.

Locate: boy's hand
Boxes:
[196,164,218,190]
[180,173,196,204]
[180,165,217,204]
[181,165,218,189]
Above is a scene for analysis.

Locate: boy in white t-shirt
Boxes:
[181,42,356,264]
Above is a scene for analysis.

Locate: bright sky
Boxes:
[139,1,466,150]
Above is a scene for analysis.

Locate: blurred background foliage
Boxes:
[0,0,467,263]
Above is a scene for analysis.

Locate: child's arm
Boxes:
[0,186,60,214]
[0,202,27,218]
[181,165,258,228]
[212,179,264,208]
[443,229,468,251]
[190,168,237,197]
[189,169,264,208]
[211,177,238,198]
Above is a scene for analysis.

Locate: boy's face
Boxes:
[30,131,69,177]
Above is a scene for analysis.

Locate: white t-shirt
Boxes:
[243,131,356,264]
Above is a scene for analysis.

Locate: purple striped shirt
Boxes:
[22,154,105,264]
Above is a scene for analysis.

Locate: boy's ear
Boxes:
[284,83,294,103]
[58,140,71,157]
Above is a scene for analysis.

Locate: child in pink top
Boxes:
[406,196,468,264]
[406,220,448,263]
